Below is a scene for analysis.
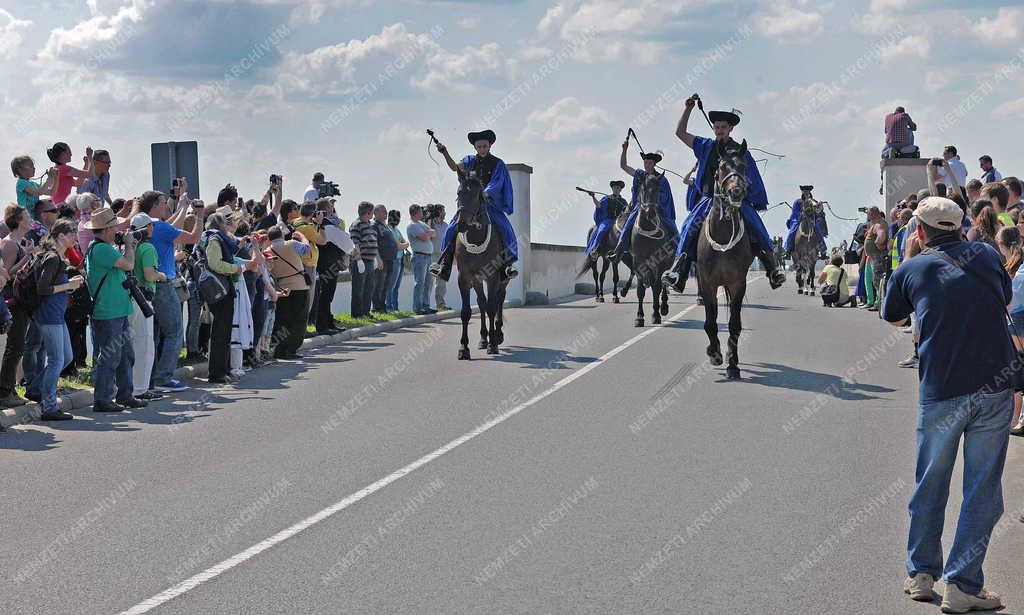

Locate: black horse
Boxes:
[580,207,630,303]
[630,173,677,327]
[453,171,510,360]
[792,198,823,295]
[695,140,753,380]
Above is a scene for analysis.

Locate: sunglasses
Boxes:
[39,208,57,214]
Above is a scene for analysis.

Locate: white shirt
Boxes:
[303,185,319,202]
[323,223,356,254]
[937,156,968,189]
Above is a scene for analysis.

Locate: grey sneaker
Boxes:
[941,583,1003,613]
[904,573,936,601]
[898,354,919,368]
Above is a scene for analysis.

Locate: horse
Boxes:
[453,171,511,360]
[580,208,630,303]
[773,237,787,270]
[630,173,676,327]
[792,198,823,295]
[694,139,753,380]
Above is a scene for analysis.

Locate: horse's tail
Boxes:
[576,257,593,278]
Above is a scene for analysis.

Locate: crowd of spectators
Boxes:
[0,144,454,431]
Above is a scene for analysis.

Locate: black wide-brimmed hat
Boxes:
[467,129,496,145]
[641,151,663,163]
[799,185,814,192]
[708,110,740,126]
[610,180,626,189]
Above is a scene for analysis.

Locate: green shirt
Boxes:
[134,241,159,293]
[86,241,132,320]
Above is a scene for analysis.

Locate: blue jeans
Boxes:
[22,319,41,395]
[386,258,404,311]
[151,281,182,386]
[907,389,1013,594]
[34,321,72,413]
[412,253,432,312]
[92,316,134,404]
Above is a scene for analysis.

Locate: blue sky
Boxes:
[2,0,1023,245]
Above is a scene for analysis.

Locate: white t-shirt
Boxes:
[937,157,968,189]
[303,185,319,202]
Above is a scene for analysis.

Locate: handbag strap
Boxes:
[270,246,304,279]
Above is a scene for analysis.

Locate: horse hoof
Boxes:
[634,318,644,327]
[708,350,723,366]
[697,298,704,306]
[493,332,504,345]
[612,296,620,303]
[652,313,662,325]
[660,303,669,316]
[458,349,471,360]
[487,345,499,355]
[478,340,488,350]
[726,366,741,380]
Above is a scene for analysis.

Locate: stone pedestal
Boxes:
[881,159,929,213]
[507,163,533,305]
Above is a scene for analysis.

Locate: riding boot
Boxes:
[758,249,786,289]
[661,252,692,293]
[429,242,456,281]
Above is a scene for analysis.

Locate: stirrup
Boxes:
[504,266,519,279]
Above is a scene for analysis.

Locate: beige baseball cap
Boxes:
[915,196,962,231]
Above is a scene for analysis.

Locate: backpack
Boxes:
[65,265,93,322]
[12,251,45,312]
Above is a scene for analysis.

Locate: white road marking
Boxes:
[120,281,757,614]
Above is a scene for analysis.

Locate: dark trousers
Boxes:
[273,289,308,357]
[0,306,30,397]
[207,295,234,379]
[350,260,376,317]
[315,271,339,332]
[68,318,88,368]
[91,316,134,404]
[372,260,393,312]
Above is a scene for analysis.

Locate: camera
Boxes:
[123,273,154,318]
[931,158,943,166]
[269,174,281,185]
[113,229,147,245]
[318,180,341,198]
[423,203,443,222]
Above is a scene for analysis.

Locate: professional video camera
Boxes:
[319,180,341,198]
[423,203,445,223]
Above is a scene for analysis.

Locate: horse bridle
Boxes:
[635,175,666,240]
[705,160,747,252]
[457,177,493,254]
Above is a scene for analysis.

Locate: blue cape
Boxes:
[462,154,513,214]
[631,169,676,224]
[685,136,768,212]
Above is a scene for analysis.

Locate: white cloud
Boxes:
[521,97,609,142]
[0,9,32,60]
[970,7,1024,46]
[39,0,151,63]
[993,97,1024,119]
[879,33,930,65]
[924,70,952,94]
[752,2,824,38]
[455,16,479,30]
[267,23,514,99]
[378,122,423,145]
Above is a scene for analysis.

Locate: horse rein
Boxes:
[705,166,747,252]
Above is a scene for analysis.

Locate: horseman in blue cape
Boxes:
[429,129,518,281]
[784,185,828,258]
[662,95,786,291]
[611,143,677,258]
[584,180,628,259]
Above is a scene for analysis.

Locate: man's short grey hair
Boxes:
[205,213,226,230]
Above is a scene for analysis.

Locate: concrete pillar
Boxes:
[881,159,929,213]
[507,163,533,306]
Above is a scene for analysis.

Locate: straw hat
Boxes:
[84,208,126,230]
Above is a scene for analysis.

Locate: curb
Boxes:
[0,297,531,429]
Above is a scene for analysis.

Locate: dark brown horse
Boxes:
[630,173,676,327]
[696,140,753,380]
[792,198,822,295]
[454,171,510,360]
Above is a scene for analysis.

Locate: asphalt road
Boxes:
[4,276,1024,615]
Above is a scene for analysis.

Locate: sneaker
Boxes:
[207,376,230,384]
[230,369,246,379]
[940,583,1002,613]
[118,397,148,409]
[137,391,164,401]
[92,401,125,413]
[898,354,919,368]
[39,410,74,421]
[154,379,189,393]
[903,573,936,602]
[867,305,879,312]
[0,393,27,408]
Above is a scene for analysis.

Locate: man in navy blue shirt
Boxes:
[882,197,1014,612]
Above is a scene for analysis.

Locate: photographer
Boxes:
[407,204,436,315]
[128,214,165,402]
[428,204,450,311]
[85,208,146,412]
[202,211,261,383]
[28,220,85,420]
[292,201,327,325]
[0,205,39,407]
